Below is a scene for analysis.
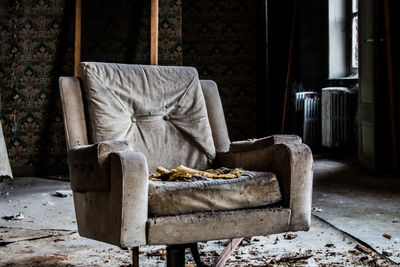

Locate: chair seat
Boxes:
[148,170,282,216]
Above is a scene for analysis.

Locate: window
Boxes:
[329,0,359,78]
[350,0,358,72]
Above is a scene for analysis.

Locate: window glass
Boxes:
[352,16,358,69]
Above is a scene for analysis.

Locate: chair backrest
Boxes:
[76,62,220,171]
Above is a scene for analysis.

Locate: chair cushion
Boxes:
[148,170,282,216]
[78,62,216,172]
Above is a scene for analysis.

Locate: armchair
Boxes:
[59,63,313,266]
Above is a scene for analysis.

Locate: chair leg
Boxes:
[167,244,186,267]
[189,243,204,267]
[132,247,139,267]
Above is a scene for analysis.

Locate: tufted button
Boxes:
[131,115,137,123]
[163,114,170,121]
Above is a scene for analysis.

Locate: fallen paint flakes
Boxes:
[146,249,166,257]
[383,233,392,240]
[382,250,393,257]
[52,190,72,197]
[270,253,313,264]
[284,232,298,240]
[2,212,24,221]
[355,244,371,254]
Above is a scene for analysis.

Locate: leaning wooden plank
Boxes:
[213,238,243,267]
[150,0,158,65]
[74,0,82,76]
[0,121,13,179]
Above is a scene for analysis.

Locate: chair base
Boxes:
[132,240,245,266]
[166,243,204,267]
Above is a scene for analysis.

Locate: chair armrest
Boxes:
[217,134,302,169]
[72,149,148,247]
[68,140,132,192]
[217,140,313,231]
[229,134,301,153]
[110,150,148,247]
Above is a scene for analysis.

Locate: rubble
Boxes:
[269,253,313,264]
[2,212,24,221]
[382,250,393,257]
[312,207,323,212]
[355,243,372,254]
[284,232,297,240]
[52,190,73,197]
[383,233,392,240]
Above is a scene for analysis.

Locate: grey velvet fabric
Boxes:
[200,80,230,153]
[148,170,282,216]
[73,150,149,248]
[229,135,301,152]
[78,62,216,172]
[147,207,291,245]
[218,141,313,231]
[59,77,89,150]
[68,140,132,192]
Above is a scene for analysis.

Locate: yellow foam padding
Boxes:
[149,165,243,182]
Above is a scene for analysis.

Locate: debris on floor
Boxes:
[283,232,297,240]
[355,243,372,254]
[269,252,313,264]
[2,212,24,221]
[52,190,73,197]
[383,233,392,240]
[312,207,323,212]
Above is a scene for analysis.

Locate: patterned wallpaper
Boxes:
[0,0,182,175]
[81,0,182,66]
[0,0,73,176]
[182,0,258,140]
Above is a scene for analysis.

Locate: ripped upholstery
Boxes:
[78,63,216,172]
[149,165,243,181]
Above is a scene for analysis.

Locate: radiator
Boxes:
[321,87,353,147]
[295,92,321,147]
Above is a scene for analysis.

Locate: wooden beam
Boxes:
[150,0,159,65]
[74,0,82,76]
[213,238,243,267]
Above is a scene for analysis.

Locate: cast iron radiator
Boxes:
[321,87,354,147]
[295,92,321,148]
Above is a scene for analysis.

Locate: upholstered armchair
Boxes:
[59,62,313,266]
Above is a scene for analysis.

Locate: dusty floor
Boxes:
[0,158,399,266]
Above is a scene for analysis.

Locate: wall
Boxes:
[0,0,182,176]
[182,0,263,140]
[267,0,329,133]
[0,0,333,175]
